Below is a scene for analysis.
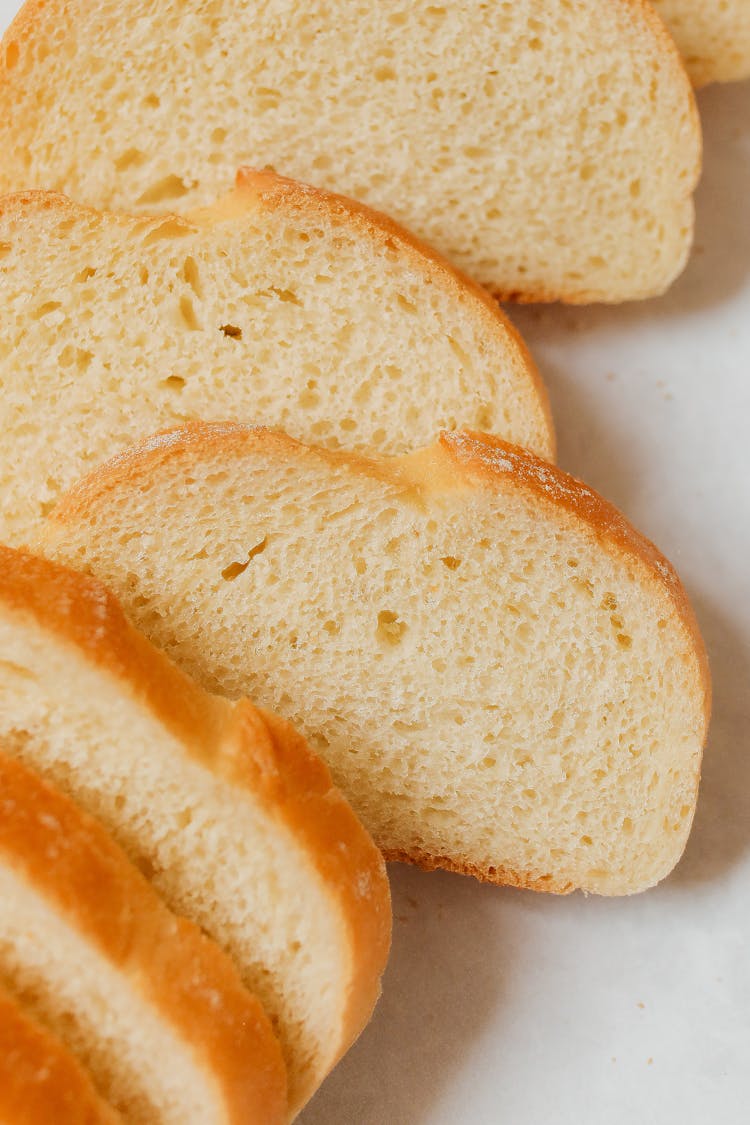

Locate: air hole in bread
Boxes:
[31,301,62,320]
[376,610,407,646]
[396,294,417,314]
[263,286,302,306]
[182,256,202,298]
[162,375,185,392]
[114,148,145,172]
[141,220,191,246]
[221,536,268,581]
[136,175,190,207]
[440,556,462,570]
[179,295,200,331]
[74,265,97,282]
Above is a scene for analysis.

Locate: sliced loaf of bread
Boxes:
[0,0,700,302]
[653,0,750,85]
[0,173,551,545]
[39,424,711,896]
[0,985,121,1124]
[0,748,286,1124]
[0,548,391,1114]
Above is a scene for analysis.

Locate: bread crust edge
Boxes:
[0,984,121,1124]
[41,422,711,894]
[0,748,288,1124]
[0,547,391,1110]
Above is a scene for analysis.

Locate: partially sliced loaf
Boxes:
[0,0,700,302]
[0,749,286,1124]
[0,173,552,545]
[652,0,750,85]
[0,985,120,1124]
[0,548,390,1114]
[39,423,710,896]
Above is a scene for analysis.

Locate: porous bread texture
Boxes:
[0,0,700,303]
[40,423,711,897]
[0,749,286,1125]
[652,0,750,85]
[0,985,121,1124]
[0,548,390,1115]
[0,175,552,545]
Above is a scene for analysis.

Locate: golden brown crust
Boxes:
[432,430,711,734]
[0,986,121,1125]
[0,546,231,759]
[383,849,575,895]
[252,707,391,1063]
[0,749,287,1124]
[0,546,391,1100]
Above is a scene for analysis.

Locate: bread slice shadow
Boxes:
[299,864,504,1125]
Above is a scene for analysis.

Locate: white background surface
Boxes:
[1,3,748,1121]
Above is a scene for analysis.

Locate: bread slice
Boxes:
[0,985,121,1124]
[0,548,390,1114]
[652,0,750,85]
[0,174,552,545]
[0,0,700,302]
[0,749,286,1124]
[38,423,710,896]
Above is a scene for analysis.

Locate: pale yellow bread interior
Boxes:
[0,748,287,1125]
[0,0,700,302]
[0,548,391,1114]
[0,984,121,1124]
[653,0,750,85]
[0,173,552,545]
[39,424,711,896]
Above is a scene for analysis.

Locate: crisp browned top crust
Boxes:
[0,545,391,1093]
[0,985,121,1124]
[434,429,710,723]
[254,707,391,1048]
[0,748,288,1124]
